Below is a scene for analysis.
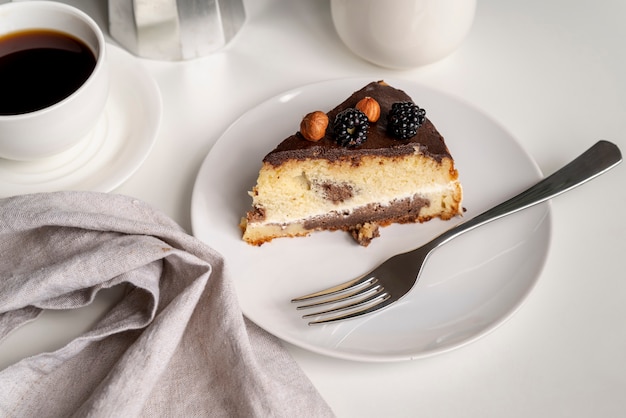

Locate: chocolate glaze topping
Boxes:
[263,81,452,166]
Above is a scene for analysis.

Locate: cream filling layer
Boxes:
[257,185,456,226]
[248,153,461,226]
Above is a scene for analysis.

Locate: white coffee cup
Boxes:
[0,1,109,161]
[331,0,476,69]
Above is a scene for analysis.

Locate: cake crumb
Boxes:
[350,222,380,246]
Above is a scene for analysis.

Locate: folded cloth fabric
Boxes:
[0,192,334,417]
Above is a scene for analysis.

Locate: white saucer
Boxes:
[191,77,552,362]
[0,44,162,198]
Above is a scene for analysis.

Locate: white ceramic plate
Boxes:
[191,78,552,362]
[0,44,162,198]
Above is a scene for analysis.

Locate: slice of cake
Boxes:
[241,80,462,246]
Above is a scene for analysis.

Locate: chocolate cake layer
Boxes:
[301,195,431,231]
[263,81,452,166]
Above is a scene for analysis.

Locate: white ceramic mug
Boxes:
[331,0,476,69]
[0,1,109,161]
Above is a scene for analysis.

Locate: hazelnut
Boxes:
[355,97,380,122]
[300,111,329,141]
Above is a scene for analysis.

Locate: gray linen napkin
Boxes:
[0,192,333,417]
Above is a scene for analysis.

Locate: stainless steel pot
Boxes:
[108,0,246,60]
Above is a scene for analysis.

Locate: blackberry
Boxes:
[332,108,369,147]
[387,101,426,140]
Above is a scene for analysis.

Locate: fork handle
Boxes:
[430,140,622,249]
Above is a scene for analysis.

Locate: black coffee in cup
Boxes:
[0,29,96,116]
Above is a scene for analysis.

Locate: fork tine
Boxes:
[295,278,381,310]
[302,286,388,318]
[306,294,394,325]
[291,275,375,303]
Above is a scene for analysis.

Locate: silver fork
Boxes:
[292,140,622,325]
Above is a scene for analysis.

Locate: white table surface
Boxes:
[3,0,626,416]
